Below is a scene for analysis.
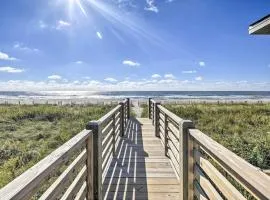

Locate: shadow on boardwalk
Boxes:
[103,118,148,200]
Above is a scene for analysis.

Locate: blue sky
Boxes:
[0,0,269,91]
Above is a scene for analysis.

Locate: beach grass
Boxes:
[0,104,114,188]
[143,103,270,169]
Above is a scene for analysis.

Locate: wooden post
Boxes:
[179,120,195,200]
[152,102,155,125]
[86,134,94,200]
[86,121,102,200]
[119,102,125,137]
[127,98,130,119]
[112,114,116,156]
[148,98,152,119]
[155,102,161,137]
[164,114,168,156]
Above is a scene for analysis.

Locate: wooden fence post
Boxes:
[86,121,102,200]
[155,102,161,137]
[119,102,125,137]
[164,114,168,156]
[179,120,195,200]
[127,98,130,119]
[86,133,94,200]
[148,98,152,119]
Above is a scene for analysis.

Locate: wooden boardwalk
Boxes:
[103,118,180,200]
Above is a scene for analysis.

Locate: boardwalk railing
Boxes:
[0,98,130,200]
[149,98,270,200]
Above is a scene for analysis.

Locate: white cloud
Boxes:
[164,74,175,79]
[48,75,62,80]
[75,61,84,64]
[0,66,24,73]
[199,61,205,67]
[182,70,197,74]
[56,20,71,30]
[39,20,47,29]
[122,60,140,67]
[0,52,17,61]
[145,0,159,13]
[152,74,161,78]
[195,76,203,81]
[96,31,103,39]
[13,43,39,53]
[104,77,118,82]
[0,79,269,91]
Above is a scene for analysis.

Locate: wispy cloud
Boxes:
[166,0,175,3]
[56,20,71,30]
[75,61,84,64]
[0,66,24,73]
[96,31,103,39]
[39,20,48,29]
[0,52,17,61]
[48,75,62,80]
[164,73,175,79]
[123,60,140,67]
[104,77,117,82]
[13,43,39,53]
[145,0,159,13]
[182,70,197,74]
[195,76,203,81]
[199,61,205,67]
[152,74,161,78]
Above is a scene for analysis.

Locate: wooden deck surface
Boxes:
[103,118,180,200]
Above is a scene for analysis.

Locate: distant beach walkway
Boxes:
[132,100,143,117]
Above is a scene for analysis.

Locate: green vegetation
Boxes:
[165,103,270,169]
[141,103,148,118]
[0,104,113,188]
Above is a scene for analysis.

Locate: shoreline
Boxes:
[1,98,270,105]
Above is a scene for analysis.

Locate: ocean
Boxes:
[0,91,270,101]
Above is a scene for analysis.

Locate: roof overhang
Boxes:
[249,15,270,35]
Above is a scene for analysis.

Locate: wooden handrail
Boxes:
[190,129,270,200]
[0,129,92,200]
[150,98,270,200]
[0,98,131,200]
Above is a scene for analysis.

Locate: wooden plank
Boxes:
[190,129,270,200]
[105,192,180,200]
[98,105,121,127]
[158,105,183,125]
[102,129,113,149]
[194,165,223,200]
[102,119,113,137]
[74,182,87,200]
[40,150,87,200]
[103,177,179,185]
[194,181,208,200]
[195,150,246,200]
[104,184,179,193]
[60,166,87,200]
[0,129,91,200]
